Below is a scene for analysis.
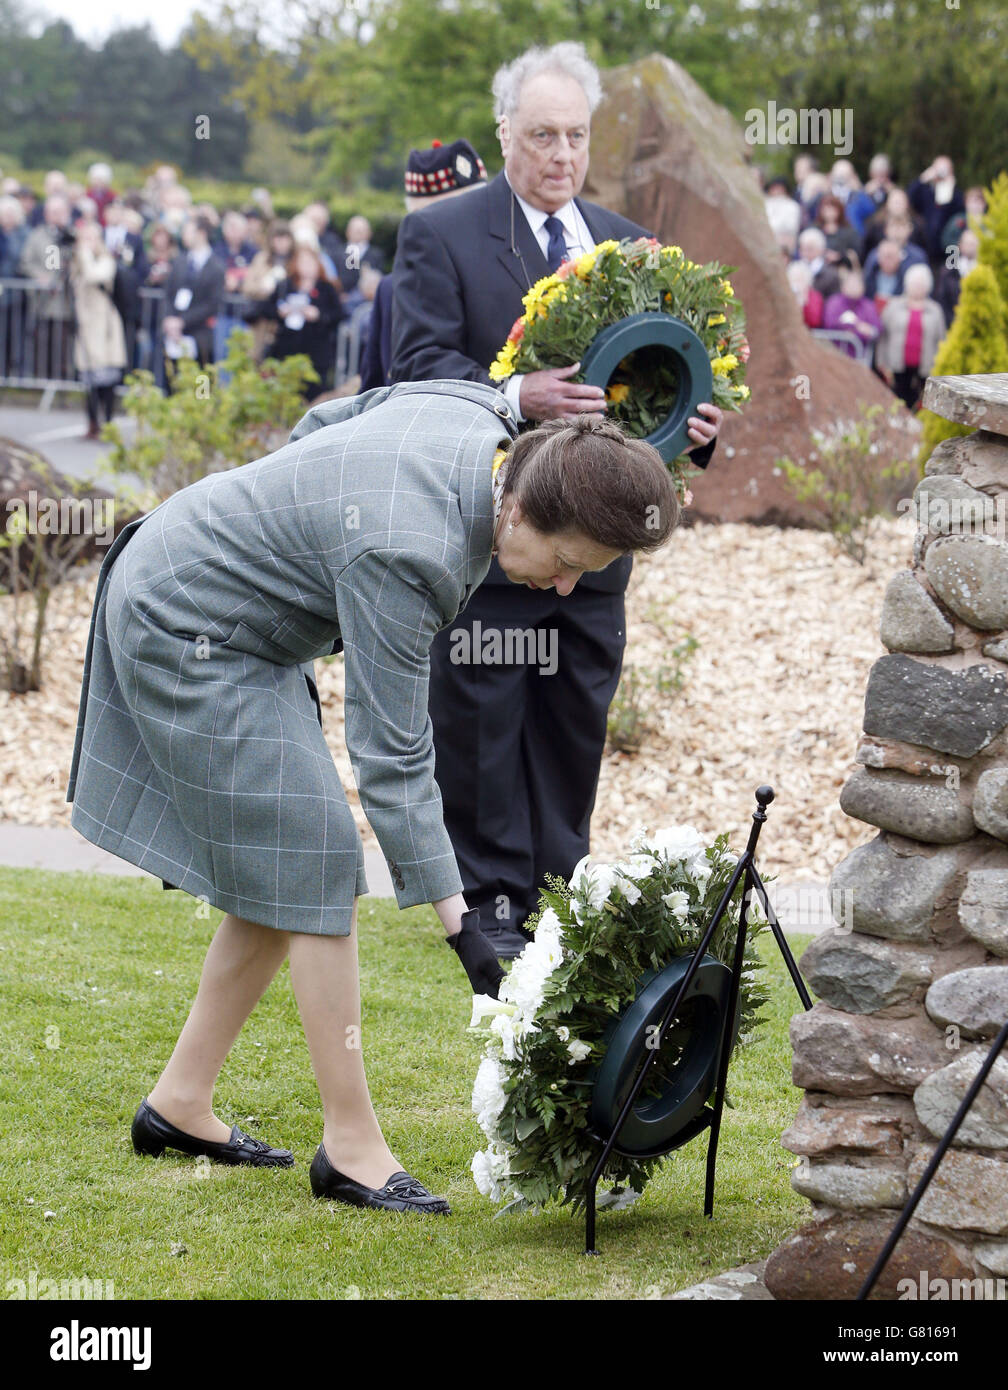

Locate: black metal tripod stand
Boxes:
[584,785,813,1255]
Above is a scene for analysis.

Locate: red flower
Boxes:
[507,318,525,343]
[555,260,576,280]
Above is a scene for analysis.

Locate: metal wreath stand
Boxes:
[583,785,813,1255]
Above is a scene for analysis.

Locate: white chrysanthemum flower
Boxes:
[535,906,564,938]
[471,1144,510,1201]
[610,864,643,904]
[566,1039,591,1064]
[489,1010,521,1061]
[472,1055,507,1138]
[499,945,554,1019]
[569,859,623,922]
[651,825,706,864]
[688,851,713,885]
[622,852,659,878]
[663,889,690,919]
[556,1025,570,1042]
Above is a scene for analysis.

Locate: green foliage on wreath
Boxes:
[473,833,768,1213]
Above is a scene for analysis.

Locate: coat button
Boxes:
[494,401,511,419]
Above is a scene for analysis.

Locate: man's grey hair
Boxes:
[492,42,602,123]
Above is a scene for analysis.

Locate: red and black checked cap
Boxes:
[404,139,488,198]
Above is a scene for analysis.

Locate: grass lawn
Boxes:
[0,866,812,1300]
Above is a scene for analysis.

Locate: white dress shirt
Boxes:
[502,174,597,421]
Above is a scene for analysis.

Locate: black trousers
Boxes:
[428,582,625,934]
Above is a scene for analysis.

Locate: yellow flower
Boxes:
[522,273,561,313]
[660,245,683,260]
[737,384,751,400]
[489,340,518,381]
[710,353,739,377]
[708,313,726,326]
[606,383,630,405]
[574,240,620,278]
[720,279,735,297]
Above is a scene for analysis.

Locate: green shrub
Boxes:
[103,329,316,504]
[777,403,917,566]
[918,264,1008,460]
[607,640,698,754]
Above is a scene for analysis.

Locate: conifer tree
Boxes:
[919,263,1008,458]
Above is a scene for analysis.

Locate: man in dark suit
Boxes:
[389,42,721,956]
[359,139,488,392]
[161,213,226,372]
[338,215,386,309]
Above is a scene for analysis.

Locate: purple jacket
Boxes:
[822,294,881,356]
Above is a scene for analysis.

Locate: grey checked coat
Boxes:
[67,380,519,935]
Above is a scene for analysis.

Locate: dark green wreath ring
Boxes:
[580,311,714,464]
[589,951,739,1158]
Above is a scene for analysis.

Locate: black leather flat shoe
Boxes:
[309,1143,450,1214]
[131,1097,294,1167]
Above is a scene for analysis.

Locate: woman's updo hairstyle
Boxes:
[500,415,680,554]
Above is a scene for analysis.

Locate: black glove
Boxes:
[447,908,505,998]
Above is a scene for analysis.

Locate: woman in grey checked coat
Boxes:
[67,379,680,1214]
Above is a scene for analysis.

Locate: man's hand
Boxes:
[518,363,607,423]
[687,401,722,448]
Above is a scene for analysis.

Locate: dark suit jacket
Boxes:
[388,170,714,592]
[338,243,385,293]
[162,251,227,361]
[111,231,150,326]
[358,270,397,392]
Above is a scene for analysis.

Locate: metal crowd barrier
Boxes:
[810,326,873,366]
[0,278,369,401]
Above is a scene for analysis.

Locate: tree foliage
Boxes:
[2,0,1006,189]
[918,265,1008,459]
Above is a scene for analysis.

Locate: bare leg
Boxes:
[147,913,290,1142]
[287,899,400,1189]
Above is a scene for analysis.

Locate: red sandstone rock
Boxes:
[585,55,913,525]
[765,1213,977,1300]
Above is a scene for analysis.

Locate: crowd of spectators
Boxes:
[0,151,988,433]
[764,152,985,408]
[0,162,385,435]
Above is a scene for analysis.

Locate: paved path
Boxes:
[0,403,135,486]
[668,1261,774,1300]
[0,820,830,930]
[0,820,397,897]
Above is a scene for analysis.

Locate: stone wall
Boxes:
[766,374,1008,1300]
